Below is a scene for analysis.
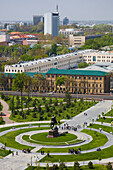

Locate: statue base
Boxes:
[47,128,59,138]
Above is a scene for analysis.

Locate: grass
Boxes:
[88,123,113,133]
[0,127,50,150]
[0,123,50,133]
[22,132,79,145]
[40,144,113,162]
[31,132,77,142]
[0,149,12,158]
[97,117,113,123]
[25,164,108,170]
[23,135,81,146]
[10,100,97,122]
[38,129,108,153]
[105,109,113,117]
[3,96,63,110]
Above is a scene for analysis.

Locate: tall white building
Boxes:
[44,11,59,38]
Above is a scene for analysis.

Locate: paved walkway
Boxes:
[67,100,113,129]
[0,99,14,124]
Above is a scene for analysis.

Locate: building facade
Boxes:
[0,31,10,43]
[59,29,83,38]
[44,12,59,38]
[33,15,44,25]
[83,51,113,64]
[46,68,110,94]
[69,34,103,46]
[63,17,69,25]
[4,52,83,73]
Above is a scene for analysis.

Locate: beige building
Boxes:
[69,34,103,47]
[69,35,85,46]
[46,68,110,94]
[83,50,113,64]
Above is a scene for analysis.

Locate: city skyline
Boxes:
[0,0,113,21]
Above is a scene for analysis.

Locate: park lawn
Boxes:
[0,149,12,158]
[0,127,50,150]
[4,95,64,110]
[105,109,113,116]
[88,124,113,133]
[40,144,113,162]
[23,135,81,146]
[10,100,96,122]
[38,129,108,153]
[25,164,107,170]
[97,117,113,123]
[0,123,50,133]
[31,132,77,142]
[22,133,80,145]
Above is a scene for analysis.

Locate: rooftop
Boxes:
[47,68,108,76]
[5,49,92,68]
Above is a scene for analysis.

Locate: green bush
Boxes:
[88,161,93,169]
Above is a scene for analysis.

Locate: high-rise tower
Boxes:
[44,6,59,38]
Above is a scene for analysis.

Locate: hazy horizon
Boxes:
[0,0,113,21]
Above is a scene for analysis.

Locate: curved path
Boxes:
[0,99,13,124]
[15,129,92,148]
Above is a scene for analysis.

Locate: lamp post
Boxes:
[23,103,26,123]
[77,77,78,100]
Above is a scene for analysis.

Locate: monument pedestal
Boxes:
[47,127,59,138]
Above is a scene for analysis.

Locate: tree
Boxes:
[78,62,88,68]
[33,74,46,92]
[50,43,57,55]
[56,76,66,92]
[64,91,72,106]
[74,161,80,170]
[12,73,27,113]
[88,161,93,169]
[24,75,33,115]
[0,73,7,91]
[106,162,112,170]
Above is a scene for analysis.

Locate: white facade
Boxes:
[59,29,83,37]
[4,51,86,73]
[83,50,113,64]
[44,12,59,38]
[0,32,10,43]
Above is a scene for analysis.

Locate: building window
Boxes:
[84,77,86,79]
[92,84,94,87]
[96,84,98,87]
[100,77,102,80]
[93,56,96,61]
[92,77,94,80]
[79,76,81,79]
[100,84,101,87]
[52,75,54,78]
[48,75,50,78]
[96,77,98,80]
[89,77,91,80]
[89,84,90,87]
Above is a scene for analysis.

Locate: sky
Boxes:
[0,0,113,21]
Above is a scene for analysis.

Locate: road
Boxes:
[1,91,113,100]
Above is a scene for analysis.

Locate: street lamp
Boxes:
[77,76,78,100]
[23,103,26,123]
